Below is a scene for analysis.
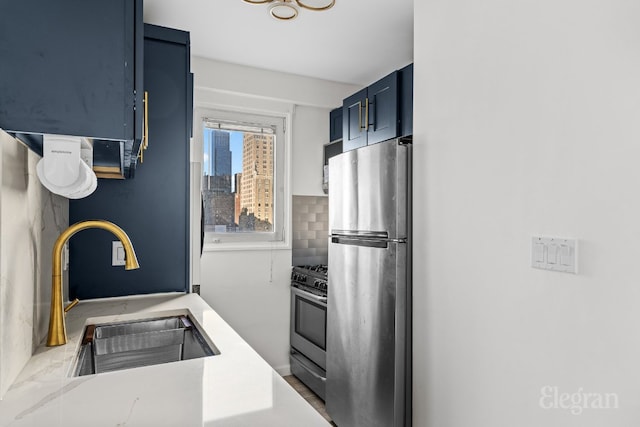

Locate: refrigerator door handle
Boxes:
[331,236,388,248]
[331,236,406,248]
[331,229,388,239]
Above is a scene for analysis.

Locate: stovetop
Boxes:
[291,264,328,296]
[292,264,327,279]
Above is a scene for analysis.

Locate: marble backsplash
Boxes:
[0,130,68,398]
[292,195,328,267]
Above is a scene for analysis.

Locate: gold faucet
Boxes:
[47,220,139,347]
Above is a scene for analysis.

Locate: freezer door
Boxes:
[326,239,410,427]
[328,138,410,239]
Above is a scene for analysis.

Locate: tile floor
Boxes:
[282,375,336,425]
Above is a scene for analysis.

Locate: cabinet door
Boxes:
[367,72,399,145]
[342,88,368,151]
[69,25,191,299]
[329,107,343,142]
[0,0,142,142]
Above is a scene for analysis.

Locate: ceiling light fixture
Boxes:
[243,0,335,21]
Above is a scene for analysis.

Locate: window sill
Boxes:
[202,240,291,252]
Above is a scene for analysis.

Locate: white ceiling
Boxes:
[143,0,414,86]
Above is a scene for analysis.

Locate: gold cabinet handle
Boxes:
[364,97,369,131]
[358,99,370,131]
[139,91,149,163]
[144,90,149,150]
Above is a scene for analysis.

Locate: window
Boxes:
[195,108,288,248]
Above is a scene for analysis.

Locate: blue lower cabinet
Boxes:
[69,24,193,299]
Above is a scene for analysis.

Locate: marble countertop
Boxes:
[0,293,331,427]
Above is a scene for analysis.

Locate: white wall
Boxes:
[0,131,67,398]
[291,105,330,196]
[414,1,640,426]
[193,57,359,372]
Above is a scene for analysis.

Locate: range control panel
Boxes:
[291,265,328,295]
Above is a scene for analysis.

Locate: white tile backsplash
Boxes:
[0,131,67,398]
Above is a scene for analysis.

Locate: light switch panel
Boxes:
[531,236,577,274]
[63,243,69,271]
[112,241,126,266]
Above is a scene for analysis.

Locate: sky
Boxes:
[229,131,243,174]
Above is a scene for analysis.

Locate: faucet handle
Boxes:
[64,298,80,314]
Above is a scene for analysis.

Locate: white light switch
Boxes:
[533,243,545,262]
[112,241,126,266]
[547,244,558,264]
[560,244,573,266]
[531,236,577,274]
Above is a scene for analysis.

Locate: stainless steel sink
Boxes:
[73,315,219,376]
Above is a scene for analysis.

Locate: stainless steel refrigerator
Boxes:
[327,137,412,427]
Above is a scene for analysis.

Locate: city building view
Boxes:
[202,128,274,233]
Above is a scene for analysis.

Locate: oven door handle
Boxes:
[292,287,327,304]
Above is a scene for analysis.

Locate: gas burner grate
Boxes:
[293,264,328,277]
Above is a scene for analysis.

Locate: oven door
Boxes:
[290,287,327,370]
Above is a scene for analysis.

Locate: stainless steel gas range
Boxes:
[290,264,327,400]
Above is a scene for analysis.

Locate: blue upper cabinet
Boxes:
[342,67,412,152]
[366,72,399,145]
[329,107,343,142]
[343,87,368,151]
[0,0,144,178]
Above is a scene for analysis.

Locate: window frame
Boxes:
[194,107,291,251]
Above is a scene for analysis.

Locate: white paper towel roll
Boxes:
[37,135,97,199]
[42,135,82,186]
